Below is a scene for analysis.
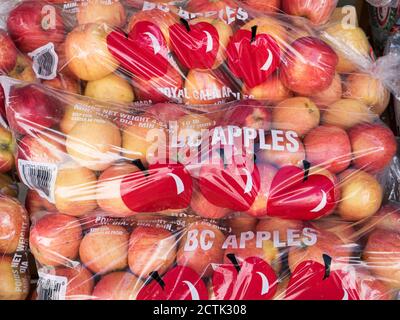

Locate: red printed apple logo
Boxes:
[107,21,169,80]
[169,18,219,70]
[198,153,260,212]
[227,26,281,89]
[285,255,359,300]
[212,254,278,300]
[137,266,208,300]
[121,162,193,212]
[267,161,336,220]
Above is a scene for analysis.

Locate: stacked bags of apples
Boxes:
[0,0,399,300]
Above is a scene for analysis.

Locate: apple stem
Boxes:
[227,254,241,273]
[132,159,147,173]
[148,271,165,290]
[251,25,258,43]
[322,254,332,280]
[303,160,311,182]
[180,18,191,32]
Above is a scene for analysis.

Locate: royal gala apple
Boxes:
[25,189,57,219]
[65,23,119,81]
[66,120,121,171]
[7,1,65,53]
[246,163,277,217]
[322,99,375,129]
[256,218,303,244]
[309,73,342,108]
[223,101,272,131]
[85,74,134,103]
[92,271,143,300]
[304,125,352,174]
[77,0,126,27]
[226,215,258,236]
[128,227,176,277]
[190,186,231,219]
[79,225,129,274]
[170,17,232,70]
[349,123,397,173]
[282,0,337,25]
[367,204,400,233]
[0,30,17,73]
[133,66,183,104]
[280,37,338,96]
[0,255,30,300]
[177,222,225,278]
[18,133,66,165]
[242,74,293,104]
[0,195,29,254]
[364,230,400,289]
[96,162,140,217]
[42,266,94,300]
[337,169,383,221]
[145,103,187,125]
[272,97,320,136]
[7,85,61,135]
[256,134,305,168]
[323,24,370,73]
[30,214,82,266]
[54,163,98,216]
[43,73,81,95]
[240,0,280,13]
[344,73,390,115]
[0,127,15,173]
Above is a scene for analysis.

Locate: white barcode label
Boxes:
[28,43,59,80]
[18,160,58,203]
[37,271,67,301]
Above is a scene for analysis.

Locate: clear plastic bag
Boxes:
[0,76,399,300]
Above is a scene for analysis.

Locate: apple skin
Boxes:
[85,74,134,103]
[280,37,338,96]
[7,1,66,53]
[282,0,337,26]
[256,218,303,243]
[79,225,129,275]
[240,0,281,13]
[226,215,258,236]
[364,229,400,289]
[190,185,232,219]
[92,271,143,300]
[7,85,61,135]
[145,103,187,125]
[304,125,352,174]
[54,163,98,217]
[0,195,29,254]
[8,54,36,82]
[65,23,119,81]
[322,99,376,129]
[0,255,30,300]
[349,123,397,174]
[177,222,225,278]
[77,0,126,27]
[43,73,81,95]
[308,72,342,108]
[337,169,383,222]
[25,189,57,220]
[0,30,17,73]
[128,227,177,278]
[30,214,83,267]
[0,127,15,174]
[365,204,400,233]
[40,266,94,300]
[96,162,140,217]
[272,97,320,136]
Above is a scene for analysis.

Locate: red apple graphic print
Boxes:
[169,18,219,70]
[137,266,208,300]
[107,21,169,80]
[227,25,281,88]
[121,162,193,213]
[212,254,278,300]
[267,161,336,220]
[285,255,359,300]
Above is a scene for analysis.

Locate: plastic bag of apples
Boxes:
[0,0,398,111]
[0,74,399,300]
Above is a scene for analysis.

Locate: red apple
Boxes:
[282,0,337,26]
[145,103,187,125]
[0,30,17,73]
[30,214,82,267]
[7,1,66,53]
[25,189,57,220]
[240,0,280,13]
[349,123,397,174]
[226,215,258,235]
[0,195,29,254]
[365,204,400,233]
[280,37,338,96]
[304,125,352,174]
[7,84,61,135]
